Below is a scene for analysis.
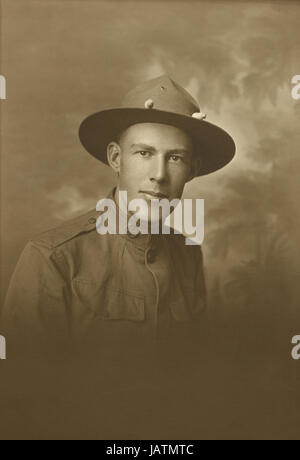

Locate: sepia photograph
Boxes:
[0,0,300,441]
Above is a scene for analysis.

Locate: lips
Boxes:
[140,191,168,199]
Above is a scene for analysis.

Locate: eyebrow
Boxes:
[130,143,190,155]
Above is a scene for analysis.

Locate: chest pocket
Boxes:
[72,279,145,322]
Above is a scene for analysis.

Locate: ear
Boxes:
[107,142,121,174]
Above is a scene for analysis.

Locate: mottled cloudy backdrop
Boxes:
[1,0,300,342]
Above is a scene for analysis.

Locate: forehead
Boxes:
[119,123,193,150]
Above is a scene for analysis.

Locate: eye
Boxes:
[169,154,182,163]
[138,150,151,158]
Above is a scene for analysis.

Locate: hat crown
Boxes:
[121,75,200,116]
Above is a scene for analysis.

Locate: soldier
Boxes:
[1,75,235,359]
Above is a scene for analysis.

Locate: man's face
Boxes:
[113,123,195,210]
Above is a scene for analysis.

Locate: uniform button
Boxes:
[146,249,156,264]
[88,217,97,224]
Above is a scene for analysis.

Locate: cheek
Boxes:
[170,165,191,186]
[120,157,145,184]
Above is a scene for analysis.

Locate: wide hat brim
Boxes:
[79,107,236,176]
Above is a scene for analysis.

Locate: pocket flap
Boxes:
[102,288,145,322]
[72,279,145,322]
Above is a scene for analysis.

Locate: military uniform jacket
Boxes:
[2,189,207,354]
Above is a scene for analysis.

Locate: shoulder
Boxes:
[30,209,100,250]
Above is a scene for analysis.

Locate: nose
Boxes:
[150,155,168,184]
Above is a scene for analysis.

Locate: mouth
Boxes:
[139,190,168,199]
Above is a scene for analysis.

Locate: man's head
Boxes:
[80,76,235,179]
[107,122,200,210]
